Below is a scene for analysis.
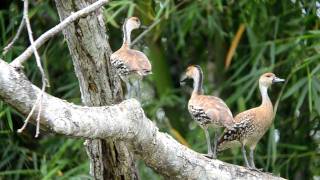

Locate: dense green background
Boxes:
[0,0,319,179]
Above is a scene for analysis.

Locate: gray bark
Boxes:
[54,0,136,179]
[0,59,285,180]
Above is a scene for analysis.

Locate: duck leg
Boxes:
[130,79,141,100]
[249,147,262,171]
[241,144,250,168]
[125,81,132,99]
[204,128,213,158]
[212,130,220,159]
[249,147,256,169]
[135,79,141,100]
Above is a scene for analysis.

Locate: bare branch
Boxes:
[131,0,189,46]
[131,19,161,46]
[10,0,109,67]
[16,0,48,137]
[3,18,25,55]
[17,94,40,133]
[0,59,285,180]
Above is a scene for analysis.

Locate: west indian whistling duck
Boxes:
[180,65,234,158]
[111,17,152,99]
[218,72,285,170]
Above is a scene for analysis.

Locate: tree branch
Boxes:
[16,0,48,138]
[0,59,285,179]
[3,17,25,55]
[131,19,161,46]
[10,0,109,68]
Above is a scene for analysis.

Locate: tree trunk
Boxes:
[54,0,137,179]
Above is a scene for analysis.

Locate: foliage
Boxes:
[0,0,319,179]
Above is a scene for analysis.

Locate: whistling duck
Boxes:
[217,72,285,170]
[111,17,152,99]
[180,65,234,158]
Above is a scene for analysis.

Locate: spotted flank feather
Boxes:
[188,95,234,129]
[217,114,255,151]
[111,58,130,76]
[110,47,151,80]
[189,105,211,126]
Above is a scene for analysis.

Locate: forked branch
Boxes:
[15,0,48,137]
[10,0,109,137]
[10,0,109,67]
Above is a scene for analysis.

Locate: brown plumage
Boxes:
[217,72,285,170]
[188,95,234,128]
[181,65,234,158]
[111,17,152,99]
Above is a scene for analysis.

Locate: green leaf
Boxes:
[6,108,13,131]
[282,78,307,100]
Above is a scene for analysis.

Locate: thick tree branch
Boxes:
[0,59,285,179]
[10,0,109,68]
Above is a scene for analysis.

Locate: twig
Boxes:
[17,94,41,133]
[10,0,109,67]
[17,0,48,138]
[16,0,109,137]
[131,19,161,46]
[131,0,189,46]
[3,19,26,55]
[35,89,44,137]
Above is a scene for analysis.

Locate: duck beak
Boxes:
[180,74,188,86]
[272,77,285,83]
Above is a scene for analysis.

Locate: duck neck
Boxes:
[122,21,132,47]
[191,68,203,96]
[259,84,271,107]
